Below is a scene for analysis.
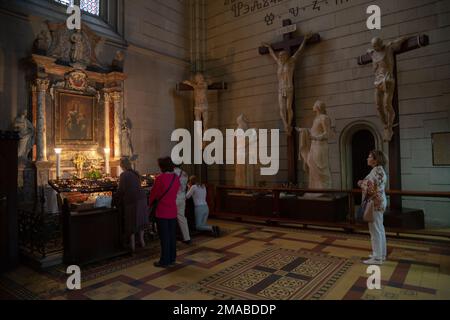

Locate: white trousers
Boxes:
[176,198,190,241]
[368,211,387,259]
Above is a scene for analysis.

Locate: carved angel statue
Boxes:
[34,29,51,53]
[70,30,85,64]
[13,110,35,162]
[121,118,134,158]
[112,50,125,72]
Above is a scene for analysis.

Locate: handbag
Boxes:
[149,174,177,221]
[363,199,375,222]
[356,199,368,222]
[357,178,377,223]
[356,196,375,223]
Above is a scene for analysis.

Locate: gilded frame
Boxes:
[54,89,98,148]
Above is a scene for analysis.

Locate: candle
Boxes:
[54,148,62,180]
[104,148,111,176]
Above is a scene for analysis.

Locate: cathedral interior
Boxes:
[0,0,449,302]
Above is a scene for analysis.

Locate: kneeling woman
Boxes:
[186,176,220,237]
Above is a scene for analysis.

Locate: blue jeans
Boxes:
[194,205,213,232]
[156,218,177,265]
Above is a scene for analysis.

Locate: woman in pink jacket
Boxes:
[149,157,180,268]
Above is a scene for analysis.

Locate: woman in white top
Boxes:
[186,176,220,237]
[358,150,388,265]
[174,165,191,244]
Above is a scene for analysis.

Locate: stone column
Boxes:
[104,92,111,150]
[31,84,38,161]
[110,91,123,159]
[35,78,50,162]
[190,0,207,73]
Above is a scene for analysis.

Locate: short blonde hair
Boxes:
[370,150,387,167]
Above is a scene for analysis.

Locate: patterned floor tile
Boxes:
[196,247,353,300]
[1,219,449,300]
[185,251,228,264]
[84,281,141,300]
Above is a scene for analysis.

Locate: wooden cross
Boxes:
[176,79,227,131]
[358,35,429,210]
[176,81,228,92]
[177,78,227,183]
[258,19,321,185]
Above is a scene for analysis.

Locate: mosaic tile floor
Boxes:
[1,220,449,300]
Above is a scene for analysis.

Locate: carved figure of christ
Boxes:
[262,32,312,136]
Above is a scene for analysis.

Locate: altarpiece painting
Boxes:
[56,91,96,144]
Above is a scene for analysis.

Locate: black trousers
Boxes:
[157,218,177,265]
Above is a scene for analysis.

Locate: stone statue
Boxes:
[295,101,332,196]
[47,21,100,66]
[13,110,35,162]
[34,29,50,53]
[112,50,125,72]
[367,36,408,142]
[263,32,312,135]
[121,118,134,158]
[183,73,211,131]
[70,30,85,64]
[234,114,256,188]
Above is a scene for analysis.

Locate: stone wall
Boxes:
[123,0,192,173]
[0,0,448,226]
[205,0,450,226]
[0,0,192,174]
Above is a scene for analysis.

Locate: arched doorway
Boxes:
[340,122,383,203]
[351,130,375,203]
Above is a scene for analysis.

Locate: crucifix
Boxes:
[177,73,227,132]
[259,19,321,184]
[358,34,429,210]
[177,73,227,182]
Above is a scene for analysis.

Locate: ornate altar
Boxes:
[48,176,153,206]
[21,21,127,207]
[51,178,124,266]
[47,176,153,266]
[18,21,128,267]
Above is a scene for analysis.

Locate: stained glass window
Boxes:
[54,0,71,5]
[53,0,100,16]
[80,0,100,16]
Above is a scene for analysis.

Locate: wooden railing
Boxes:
[211,185,450,240]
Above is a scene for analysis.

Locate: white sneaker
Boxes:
[369,254,386,261]
[363,258,383,265]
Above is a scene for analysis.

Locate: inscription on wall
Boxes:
[224,0,351,25]
[224,0,286,18]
